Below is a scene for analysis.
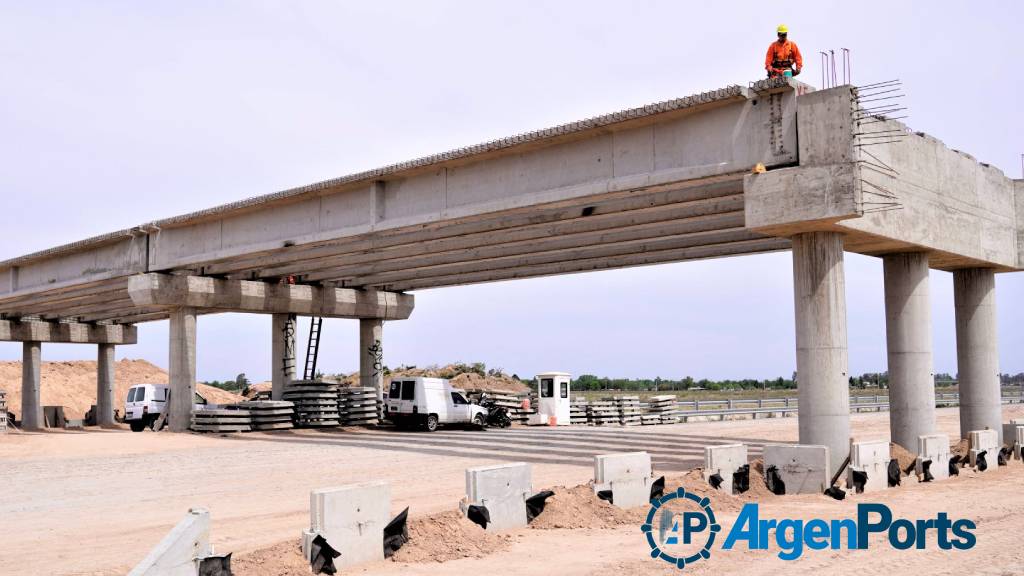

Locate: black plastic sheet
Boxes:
[525,491,555,523]
[467,505,491,529]
[383,507,410,558]
[649,476,665,501]
[850,469,868,493]
[198,553,232,576]
[732,465,750,494]
[920,459,934,482]
[310,534,341,575]
[708,473,723,490]
[887,459,901,487]
[766,465,785,495]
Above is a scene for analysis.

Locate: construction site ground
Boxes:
[2,404,1022,575]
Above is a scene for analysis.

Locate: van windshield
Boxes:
[400,381,415,401]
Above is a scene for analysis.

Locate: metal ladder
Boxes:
[303,317,323,380]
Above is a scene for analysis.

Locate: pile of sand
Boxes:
[329,364,531,394]
[742,458,776,500]
[664,469,745,513]
[951,438,970,458]
[529,484,644,529]
[231,541,309,576]
[0,359,242,420]
[391,509,513,563]
[890,442,918,474]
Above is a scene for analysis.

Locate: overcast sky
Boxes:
[1,1,1021,382]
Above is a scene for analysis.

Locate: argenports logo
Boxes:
[644,497,976,569]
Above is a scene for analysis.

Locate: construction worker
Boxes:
[765,24,803,78]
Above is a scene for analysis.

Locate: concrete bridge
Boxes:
[2,77,1021,472]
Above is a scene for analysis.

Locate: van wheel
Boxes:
[474,414,487,430]
[129,421,145,432]
[425,415,439,432]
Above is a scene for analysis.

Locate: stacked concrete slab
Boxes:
[646,395,679,424]
[586,399,618,426]
[0,390,6,433]
[233,400,294,431]
[470,389,526,424]
[594,452,652,508]
[464,462,531,531]
[763,444,830,495]
[847,439,889,493]
[284,380,340,428]
[339,386,379,426]
[304,481,390,570]
[569,401,588,425]
[191,409,252,433]
[610,396,641,426]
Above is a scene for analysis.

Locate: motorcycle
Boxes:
[477,393,513,429]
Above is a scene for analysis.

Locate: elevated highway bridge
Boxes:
[2,77,1021,473]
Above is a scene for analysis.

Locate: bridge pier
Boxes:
[883,252,936,450]
[953,268,1002,443]
[96,343,116,426]
[791,231,850,476]
[360,318,384,417]
[168,307,197,432]
[21,341,42,431]
[271,313,297,400]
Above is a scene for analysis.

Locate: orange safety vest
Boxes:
[765,40,803,71]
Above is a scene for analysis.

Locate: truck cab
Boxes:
[124,383,209,432]
[385,377,487,431]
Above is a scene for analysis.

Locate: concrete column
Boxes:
[883,253,936,450]
[791,232,850,475]
[271,313,297,400]
[360,319,384,416]
[21,341,42,431]
[168,307,197,432]
[96,343,116,427]
[953,268,1002,443]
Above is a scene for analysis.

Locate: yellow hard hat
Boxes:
[777,24,788,34]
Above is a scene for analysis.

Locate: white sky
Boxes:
[0,1,1021,382]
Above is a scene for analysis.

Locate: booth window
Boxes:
[560,381,568,398]
[541,378,554,398]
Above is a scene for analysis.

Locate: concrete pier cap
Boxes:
[465,462,531,531]
[593,452,652,508]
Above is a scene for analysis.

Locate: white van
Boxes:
[385,377,487,431]
[124,383,209,432]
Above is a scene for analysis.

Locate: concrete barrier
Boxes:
[1002,420,1023,458]
[763,444,830,495]
[916,433,951,481]
[128,508,211,576]
[594,451,652,508]
[304,481,390,569]
[969,429,999,470]
[847,439,889,493]
[465,462,531,531]
[703,444,747,494]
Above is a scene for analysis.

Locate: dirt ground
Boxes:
[1,404,1022,575]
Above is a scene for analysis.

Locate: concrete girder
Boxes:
[33,296,136,320]
[386,237,790,291]
[269,192,746,282]
[201,175,747,279]
[74,308,168,325]
[342,227,764,288]
[0,320,137,344]
[127,273,414,319]
[0,278,128,309]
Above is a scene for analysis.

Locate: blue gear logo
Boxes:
[641,487,720,569]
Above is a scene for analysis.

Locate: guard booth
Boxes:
[533,372,571,426]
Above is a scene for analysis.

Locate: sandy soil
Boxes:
[0,359,242,421]
[1,404,1021,575]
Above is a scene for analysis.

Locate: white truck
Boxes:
[124,383,209,432]
[385,377,488,431]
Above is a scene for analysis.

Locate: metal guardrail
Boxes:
[664,392,1024,420]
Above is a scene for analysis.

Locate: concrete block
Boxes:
[1002,419,1024,453]
[847,439,889,493]
[308,481,390,569]
[466,463,531,531]
[763,444,830,495]
[969,429,999,470]
[594,452,652,508]
[703,444,747,494]
[916,434,951,481]
[128,508,211,576]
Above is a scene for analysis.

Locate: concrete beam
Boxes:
[0,320,137,344]
[168,307,197,433]
[21,341,42,431]
[883,252,936,450]
[128,273,414,319]
[954,268,1002,443]
[791,231,850,476]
